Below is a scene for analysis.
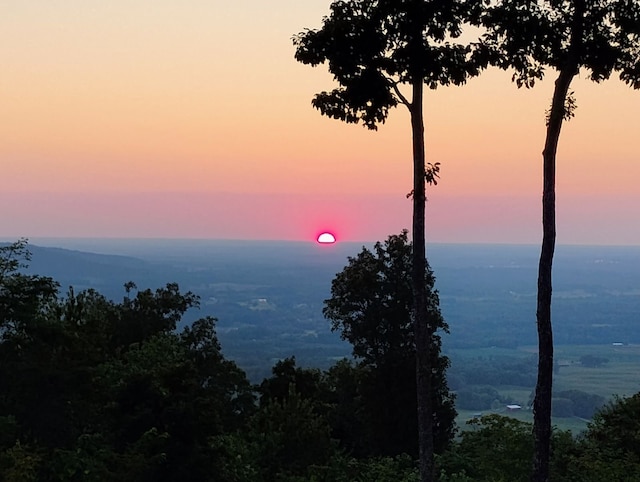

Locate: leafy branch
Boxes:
[407,162,441,199]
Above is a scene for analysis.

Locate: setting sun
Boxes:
[317,232,336,244]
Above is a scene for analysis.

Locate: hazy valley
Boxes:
[15,237,640,433]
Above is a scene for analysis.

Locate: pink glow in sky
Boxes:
[1,2,639,245]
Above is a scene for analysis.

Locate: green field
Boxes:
[452,343,640,434]
[554,344,640,398]
[456,408,591,434]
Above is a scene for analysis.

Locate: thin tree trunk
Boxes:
[532,3,583,480]
[531,69,569,482]
[411,78,433,482]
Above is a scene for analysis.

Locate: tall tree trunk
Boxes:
[531,68,569,482]
[411,79,433,482]
[532,4,583,480]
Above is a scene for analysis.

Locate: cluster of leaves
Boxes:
[293,0,482,130]
[323,230,457,455]
[475,0,640,88]
[437,392,640,481]
[208,353,427,481]
[0,241,254,481]
[247,368,639,482]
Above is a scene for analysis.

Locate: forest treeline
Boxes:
[2,239,640,481]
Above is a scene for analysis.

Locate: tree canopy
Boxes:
[324,231,456,457]
[294,0,480,129]
[0,241,255,480]
[478,0,640,89]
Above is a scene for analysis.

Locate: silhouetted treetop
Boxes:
[477,0,640,89]
[293,0,483,129]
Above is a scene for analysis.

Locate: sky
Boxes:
[2,1,639,245]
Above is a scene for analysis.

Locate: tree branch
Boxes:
[388,78,411,108]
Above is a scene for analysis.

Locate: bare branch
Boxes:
[389,78,411,108]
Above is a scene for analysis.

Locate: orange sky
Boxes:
[1,1,639,244]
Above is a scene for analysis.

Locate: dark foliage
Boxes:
[293,0,481,130]
[323,231,456,458]
[2,239,640,481]
[0,241,254,481]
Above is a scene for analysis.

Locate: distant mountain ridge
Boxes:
[23,244,160,299]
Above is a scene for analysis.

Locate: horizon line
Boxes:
[4,236,639,250]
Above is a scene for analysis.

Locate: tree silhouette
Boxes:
[293,3,481,479]
[323,231,456,459]
[478,1,640,479]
